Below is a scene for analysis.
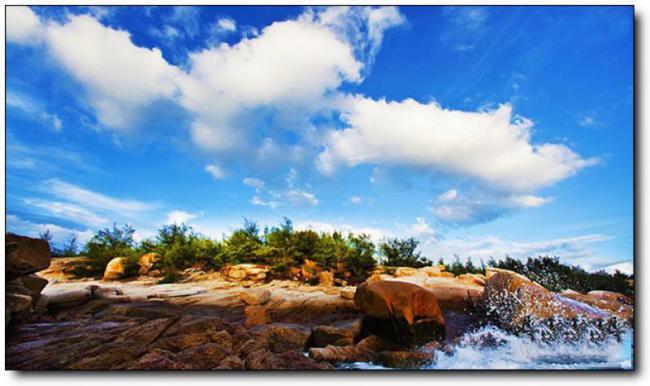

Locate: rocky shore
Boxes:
[6,234,633,370]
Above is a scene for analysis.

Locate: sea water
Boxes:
[341,326,633,370]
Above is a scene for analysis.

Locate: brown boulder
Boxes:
[138,252,160,275]
[247,349,332,370]
[311,318,362,347]
[102,257,125,280]
[340,287,356,300]
[483,270,611,330]
[6,279,33,315]
[251,323,311,353]
[354,281,445,345]
[20,274,48,305]
[561,290,633,322]
[6,234,51,280]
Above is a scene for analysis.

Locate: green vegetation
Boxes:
[40,219,632,295]
[379,238,431,268]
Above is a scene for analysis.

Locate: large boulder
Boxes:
[102,257,125,281]
[138,253,160,275]
[19,274,48,305]
[354,281,445,345]
[482,269,611,331]
[308,335,402,364]
[386,275,483,311]
[6,234,51,281]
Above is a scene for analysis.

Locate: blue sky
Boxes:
[5,5,633,273]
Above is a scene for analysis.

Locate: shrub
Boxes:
[74,223,137,277]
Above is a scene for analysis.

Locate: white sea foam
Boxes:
[340,327,633,370]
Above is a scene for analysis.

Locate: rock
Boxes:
[300,259,321,281]
[216,355,245,369]
[247,349,332,370]
[318,271,334,286]
[439,272,455,278]
[388,276,484,311]
[175,339,233,369]
[6,279,33,314]
[46,287,92,311]
[393,267,418,277]
[482,270,611,331]
[312,318,362,347]
[456,273,486,286]
[418,266,442,277]
[561,290,633,322]
[308,335,401,363]
[244,290,360,327]
[251,323,311,353]
[127,349,191,370]
[355,281,446,345]
[240,289,271,305]
[20,274,48,305]
[587,290,633,305]
[6,234,51,280]
[102,257,125,281]
[340,287,356,300]
[377,350,433,368]
[138,253,160,275]
[90,285,126,300]
[223,264,269,282]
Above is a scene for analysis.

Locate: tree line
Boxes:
[37,218,633,294]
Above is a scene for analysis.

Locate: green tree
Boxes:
[380,237,430,268]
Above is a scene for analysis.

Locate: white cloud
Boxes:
[7,92,63,131]
[6,6,43,44]
[215,17,237,33]
[349,195,363,205]
[284,189,319,206]
[205,164,226,179]
[408,217,435,238]
[178,6,403,153]
[604,261,633,275]
[421,233,613,271]
[44,14,182,129]
[45,179,155,214]
[250,195,280,209]
[429,188,553,225]
[318,97,598,193]
[7,214,94,246]
[577,113,599,128]
[165,210,199,225]
[24,198,109,227]
[243,177,266,189]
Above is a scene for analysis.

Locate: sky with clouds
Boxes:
[5,5,633,273]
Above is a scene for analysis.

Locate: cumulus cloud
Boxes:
[178,6,403,153]
[6,6,44,44]
[165,210,199,225]
[429,188,553,225]
[318,97,598,192]
[245,169,319,208]
[408,217,435,238]
[205,164,226,179]
[8,10,181,130]
[215,17,237,33]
